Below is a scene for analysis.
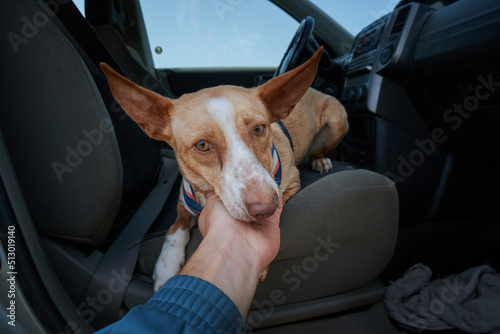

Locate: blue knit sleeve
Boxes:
[96,275,246,334]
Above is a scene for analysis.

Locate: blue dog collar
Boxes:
[180,177,203,216]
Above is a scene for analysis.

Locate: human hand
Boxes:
[198,192,282,275]
[180,192,282,319]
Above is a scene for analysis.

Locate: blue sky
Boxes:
[73,0,394,68]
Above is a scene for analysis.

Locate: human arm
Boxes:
[179,192,282,319]
[96,192,282,333]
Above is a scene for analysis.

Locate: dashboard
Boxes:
[341,13,389,108]
[330,0,500,222]
[340,3,433,126]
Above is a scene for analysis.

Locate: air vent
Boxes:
[351,14,389,59]
[391,6,410,34]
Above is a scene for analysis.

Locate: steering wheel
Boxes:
[275,16,315,77]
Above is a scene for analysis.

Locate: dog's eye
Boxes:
[194,140,211,152]
[254,124,265,136]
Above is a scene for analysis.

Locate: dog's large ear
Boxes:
[100,63,174,143]
[256,46,324,122]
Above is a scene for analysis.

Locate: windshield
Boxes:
[309,0,399,36]
[310,0,459,37]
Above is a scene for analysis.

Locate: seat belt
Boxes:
[84,156,178,329]
[38,0,124,75]
[29,1,180,329]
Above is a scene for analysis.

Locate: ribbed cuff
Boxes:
[148,275,246,334]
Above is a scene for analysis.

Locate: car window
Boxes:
[138,0,299,69]
[309,0,398,36]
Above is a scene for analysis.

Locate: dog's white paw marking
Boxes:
[311,158,333,173]
[153,228,189,293]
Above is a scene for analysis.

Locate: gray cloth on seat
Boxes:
[384,263,500,334]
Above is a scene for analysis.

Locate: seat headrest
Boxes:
[0,0,123,246]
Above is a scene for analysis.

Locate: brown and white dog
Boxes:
[100,47,348,292]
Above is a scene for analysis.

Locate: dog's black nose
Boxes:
[247,195,279,220]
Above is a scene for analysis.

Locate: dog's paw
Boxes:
[153,253,184,293]
[311,158,333,173]
[152,229,189,293]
